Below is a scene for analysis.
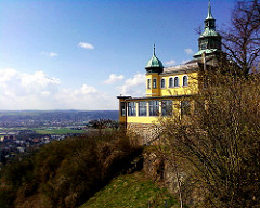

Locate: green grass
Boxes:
[79,172,179,208]
[0,128,85,135]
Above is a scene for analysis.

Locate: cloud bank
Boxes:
[0,68,116,110]
[118,73,145,96]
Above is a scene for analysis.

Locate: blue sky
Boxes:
[0,0,235,110]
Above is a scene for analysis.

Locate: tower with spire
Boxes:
[193,0,222,61]
[145,44,163,74]
[145,44,163,97]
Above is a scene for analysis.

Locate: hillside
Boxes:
[80,172,179,208]
[0,131,142,208]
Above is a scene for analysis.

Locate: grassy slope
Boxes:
[79,172,179,208]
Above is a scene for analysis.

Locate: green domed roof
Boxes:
[145,45,163,69]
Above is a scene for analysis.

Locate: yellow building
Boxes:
[117,1,222,144]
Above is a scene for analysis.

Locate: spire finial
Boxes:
[207,0,213,19]
[153,43,156,56]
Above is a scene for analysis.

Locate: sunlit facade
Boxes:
[117,1,222,144]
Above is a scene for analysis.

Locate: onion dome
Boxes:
[145,44,163,74]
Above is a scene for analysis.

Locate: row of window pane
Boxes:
[120,100,191,116]
[147,79,157,89]
[121,100,191,117]
[147,76,188,89]
[161,76,188,88]
[121,100,192,117]
[126,100,173,117]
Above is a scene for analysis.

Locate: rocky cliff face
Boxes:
[143,148,206,206]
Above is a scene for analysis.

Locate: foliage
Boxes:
[0,130,142,208]
[158,71,260,208]
[79,172,179,208]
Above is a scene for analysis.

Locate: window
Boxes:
[139,101,147,116]
[148,101,159,116]
[181,101,191,116]
[169,77,173,88]
[160,78,165,88]
[153,78,157,89]
[120,102,126,116]
[161,100,173,116]
[183,75,188,87]
[200,42,206,50]
[128,102,136,116]
[147,79,151,89]
[174,77,179,87]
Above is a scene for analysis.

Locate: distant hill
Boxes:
[0,110,119,121]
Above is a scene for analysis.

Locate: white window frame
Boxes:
[182,75,188,87]
[138,101,147,117]
[120,102,126,117]
[161,100,173,116]
[148,101,159,116]
[173,76,179,88]
[128,102,136,117]
[160,78,166,89]
[169,77,174,88]
[153,78,157,89]
[147,78,152,89]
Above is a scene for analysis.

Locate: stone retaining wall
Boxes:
[127,122,161,145]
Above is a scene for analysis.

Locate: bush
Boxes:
[0,130,142,208]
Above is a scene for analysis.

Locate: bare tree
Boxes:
[221,0,260,76]
[158,69,260,207]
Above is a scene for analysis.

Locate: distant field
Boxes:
[34,128,85,135]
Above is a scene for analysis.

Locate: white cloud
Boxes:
[181,60,191,64]
[118,73,145,96]
[50,52,58,57]
[53,84,116,110]
[0,68,60,97]
[165,60,176,66]
[104,74,124,84]
[0,68,61,109]
[0,68,116,110]
[40,51,58,57]
[184,48,194,55]
[78,42,94,50]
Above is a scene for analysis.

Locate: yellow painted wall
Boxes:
[118,98,127,123]
[127,116,158,124]
[146,72,199,97]
[120,71,199,125]
[145,74,160,96]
